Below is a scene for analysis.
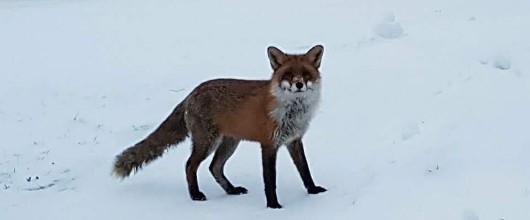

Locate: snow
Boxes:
[462,209,480,220]
[481,55,512,71]
[1,0,530,219]
[373,12,404,39]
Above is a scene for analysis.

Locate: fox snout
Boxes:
[280,78,314,93]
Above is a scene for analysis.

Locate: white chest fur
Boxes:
[269,83,321,146]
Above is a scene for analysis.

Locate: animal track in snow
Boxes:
[1,152,76,192]
[401,121,421,141]
[24,177,76,192]
[480,55,511,70]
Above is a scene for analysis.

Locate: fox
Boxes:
[112,45,326,209]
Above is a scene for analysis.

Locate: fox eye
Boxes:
[282,72,293,80]
[303,72,311,79]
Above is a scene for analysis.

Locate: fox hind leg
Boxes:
[209,137,247,195]
[186,130,221,201]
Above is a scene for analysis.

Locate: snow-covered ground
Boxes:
[1,0,529,219]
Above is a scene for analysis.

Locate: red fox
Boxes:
[112,45,326,209]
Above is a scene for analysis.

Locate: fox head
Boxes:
[267,45,324,94]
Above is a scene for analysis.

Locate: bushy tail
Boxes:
[112,102,188,179]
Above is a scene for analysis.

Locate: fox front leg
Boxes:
[287,139,327,194]
[261,144,282,209]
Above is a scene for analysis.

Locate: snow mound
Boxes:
[373,12,404,39]
[491,56,511,70]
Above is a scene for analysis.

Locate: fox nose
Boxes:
[295,82,304,89]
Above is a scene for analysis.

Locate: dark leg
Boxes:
[209,137,247,195]
[286,139,327,194]
[261,144,282,209]
[185,134,219,201]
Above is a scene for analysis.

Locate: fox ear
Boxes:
[267,46,287,70]
[305,45,324,69]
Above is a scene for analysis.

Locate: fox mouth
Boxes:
[282,87,309,93]
[280,80,314,93]
[291,88,313,93]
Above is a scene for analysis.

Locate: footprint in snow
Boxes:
[401,122,420,141]
[480,55,511,71]
[25,177,76,192]
[1,153,76,192]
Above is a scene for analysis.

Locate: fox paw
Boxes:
[307,186,327,194]
[227,186,248,195]
[191,191,207,201]
[267,202,283,209]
